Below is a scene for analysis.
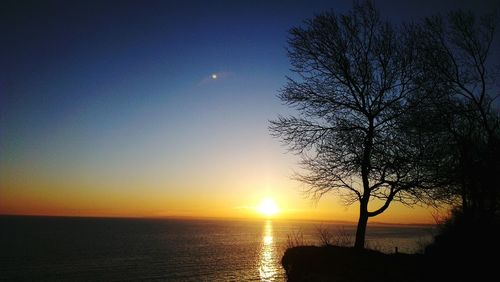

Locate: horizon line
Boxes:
[0,213,436,226]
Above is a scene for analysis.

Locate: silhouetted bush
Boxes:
[427,208,500,254]
[284,229,308,249]
[315,225,353,247]
[424,208,500,280]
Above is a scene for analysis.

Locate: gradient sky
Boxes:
[1,0,498,223]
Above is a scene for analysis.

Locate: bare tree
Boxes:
[270,1,433,249]
[415,10,500,216]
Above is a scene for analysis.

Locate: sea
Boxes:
[0,216,435,281]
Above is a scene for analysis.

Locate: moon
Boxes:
[211,73,217,80]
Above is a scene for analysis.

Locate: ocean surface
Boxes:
[0,216,434,281]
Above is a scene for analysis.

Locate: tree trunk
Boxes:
[355,120,373,249]
[354,201,369,249]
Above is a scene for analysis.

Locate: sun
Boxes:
[258,197,279,217]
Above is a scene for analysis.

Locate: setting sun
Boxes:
[257,198,279,216]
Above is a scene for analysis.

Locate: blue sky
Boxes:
[1,0,498,220]
[1,0,338,167]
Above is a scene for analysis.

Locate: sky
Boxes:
[1,0,498,223]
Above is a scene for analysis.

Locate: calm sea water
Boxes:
[0,216,434,281]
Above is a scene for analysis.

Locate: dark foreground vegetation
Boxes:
[283,246,424,282]
[277,0,500,278]
[282,211,500,281]
[283,240,499,281]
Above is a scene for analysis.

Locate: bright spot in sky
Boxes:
[258,198,279,216]
[211,73,217,79]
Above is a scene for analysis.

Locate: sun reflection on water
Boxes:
[259,220,277,281]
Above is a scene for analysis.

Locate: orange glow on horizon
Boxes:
[0,184,443,224]
[0,167,445,224]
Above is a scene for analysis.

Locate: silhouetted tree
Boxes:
[270,1,434,249]
[413,10,500,217]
